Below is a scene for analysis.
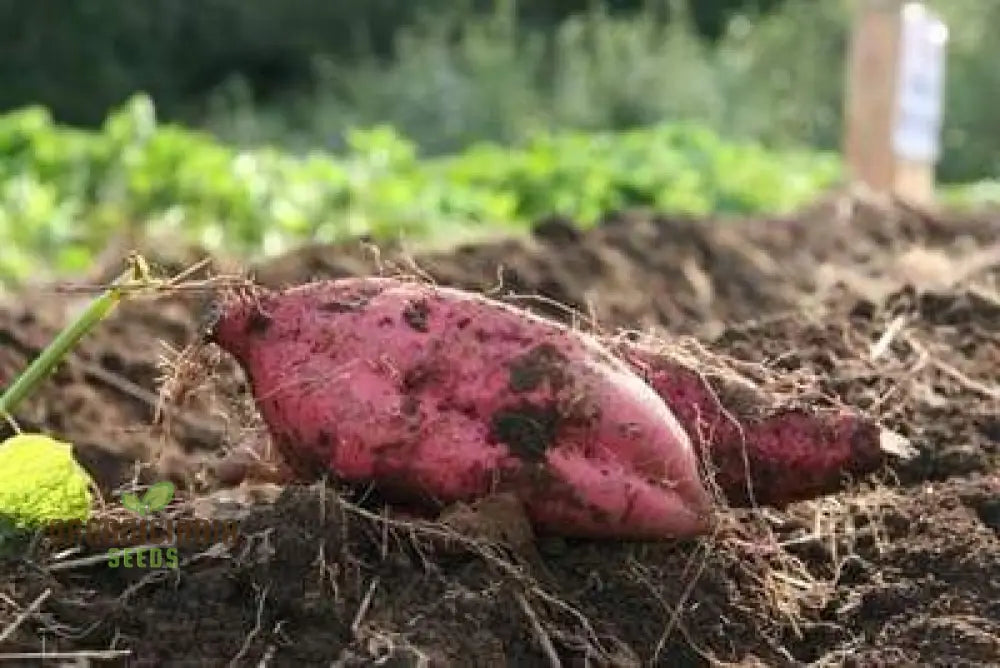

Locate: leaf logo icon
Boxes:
[120,482,175,516]
[120,492,146,515]
[142,481,175,513]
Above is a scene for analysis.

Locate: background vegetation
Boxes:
[0,96,840,282]
[1,0,998,285]
[4,0,997,180]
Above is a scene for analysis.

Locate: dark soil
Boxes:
[1,191,999,666]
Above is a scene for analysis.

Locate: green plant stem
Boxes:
[0,268,137,421]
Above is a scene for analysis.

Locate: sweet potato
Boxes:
[207,277,713,539]
[608,338,900,507]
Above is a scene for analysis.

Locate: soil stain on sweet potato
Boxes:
[490,403,559,462]
[245,310,273,336]
[402,298,430,332]
[402,363,437,392]
[507,343,569,393]
[319,297,370,313]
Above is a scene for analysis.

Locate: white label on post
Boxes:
[892,3,948,162]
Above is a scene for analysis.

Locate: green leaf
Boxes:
[120,491,145,515]
[140,481,175,513]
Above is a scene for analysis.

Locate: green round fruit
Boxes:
[0,434,94,529]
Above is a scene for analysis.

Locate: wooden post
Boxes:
[844,0,948,205]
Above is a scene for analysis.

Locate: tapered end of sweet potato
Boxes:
[704,408,886,507]
[611,338,912,507]
[202,286,275,361]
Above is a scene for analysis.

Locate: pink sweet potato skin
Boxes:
[209,278,713,539]
[611,342,886,507]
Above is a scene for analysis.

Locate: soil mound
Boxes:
[1,192,998,665]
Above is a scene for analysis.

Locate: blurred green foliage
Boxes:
[0,0,782,126]
[939,180,1000,212]
[195,1,1000,183]
[4,1,999,182]
[199,2,840,157]
[0,95,841,284]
